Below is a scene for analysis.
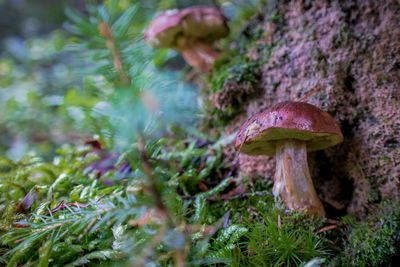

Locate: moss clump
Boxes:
[204,196,328,266]
[330,201,400,266]
[235,209,327,266]
[211,55,260,95]
[203,51,261,127]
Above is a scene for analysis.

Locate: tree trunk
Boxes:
[219,0,400,218]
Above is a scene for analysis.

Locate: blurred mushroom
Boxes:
[235,102,343,217]
[144,6,229,72]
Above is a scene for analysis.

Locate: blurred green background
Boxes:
[0,0,257,160]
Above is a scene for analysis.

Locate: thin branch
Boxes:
[315,225,337,234]
[297,84,325,102]
[98,21,130,86]
[137,136,175,226]
[137,136,188,266]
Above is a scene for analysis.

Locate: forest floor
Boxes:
[1,0,399,266]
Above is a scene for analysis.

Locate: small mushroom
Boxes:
[235,102,343,217]
[144,6,229,72]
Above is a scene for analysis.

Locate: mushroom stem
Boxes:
[273,139,325,217]
[177,37,220,72]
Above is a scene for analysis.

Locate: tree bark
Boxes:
[226,0,400,218]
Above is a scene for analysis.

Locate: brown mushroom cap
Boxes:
[235,101,343,156]
[144,6,229,48]
[179,6,229,42]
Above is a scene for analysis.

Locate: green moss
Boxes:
[212,56,259,93]
[381,156,391,163]
[203,51,261,127]
[330,201,400,266]
[204,104,239,127]
[158,134,330,266]
[270,10,284,24]
[205,38,274,127]
[204,197,328,266]
[237,211,326,266]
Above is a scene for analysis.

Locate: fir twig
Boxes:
[138,136,174,226]
[98,21,130,86]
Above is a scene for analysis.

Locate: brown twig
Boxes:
[208,145,215,157]
[45,195,106,216]
[132,226,168,267]
[233,128,250,166]
[128,155,187,266]
[79,218,97,240]
[247,206,259,216]
[278,215,281,228]
[297,84,325,102]
[137,136,175,226]
[325,218,342,225]
[181,191,266,200]
[98,21,130,86]
[315,225,337,234]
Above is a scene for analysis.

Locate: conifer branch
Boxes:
[98,21,130,86]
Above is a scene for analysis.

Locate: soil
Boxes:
[221,0,400,218]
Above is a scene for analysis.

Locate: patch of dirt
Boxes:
[222,0,400,218]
